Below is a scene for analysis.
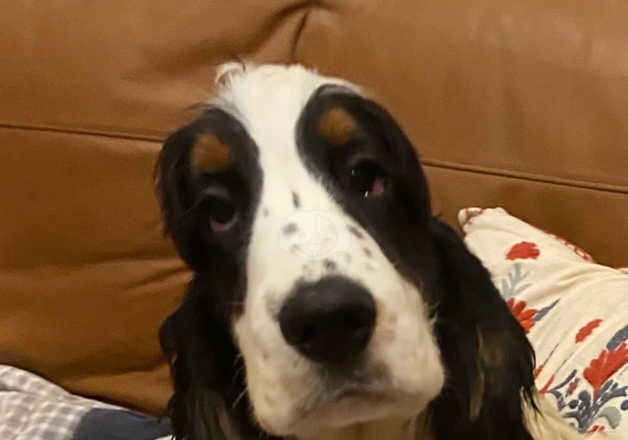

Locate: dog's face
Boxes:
[157,64,536,440]
[230,68,444,436]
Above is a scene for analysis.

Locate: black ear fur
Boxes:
[156,121,220,440]
[155,120,208,269]
[160,277,259,440]
[428,217,537,439]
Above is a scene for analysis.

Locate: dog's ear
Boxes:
[155,118,207,268]
[428,217,536,439]
[159,279,250,440]
[156,116,229,440]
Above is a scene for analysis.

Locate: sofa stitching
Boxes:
[290,1,319,61]
[423,159,628,194]
[0,122,163,143]
[2,121,626,195]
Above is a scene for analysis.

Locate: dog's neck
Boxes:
[296,415,433,440]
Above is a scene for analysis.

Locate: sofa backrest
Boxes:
[1,0,625,414]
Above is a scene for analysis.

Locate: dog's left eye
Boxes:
[348,159,389,198]
[208,196,238,232]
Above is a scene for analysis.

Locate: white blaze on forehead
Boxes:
[213,63,358,136]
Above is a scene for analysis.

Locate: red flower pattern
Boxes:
[588,425,605,433]
[576,319,603,343]
[507,298,538,333]
[464,212,627,432]
[506,241,540,260]
[584,342,628,395]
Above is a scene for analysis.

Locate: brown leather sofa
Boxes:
[1,0,626,416]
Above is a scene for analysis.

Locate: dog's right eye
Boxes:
[207,196,238,233]
[348,159,389,199]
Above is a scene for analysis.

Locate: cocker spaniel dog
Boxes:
[155,63,586,440]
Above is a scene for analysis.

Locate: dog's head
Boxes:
[156,64,536,439]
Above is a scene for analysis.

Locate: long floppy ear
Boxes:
[159,282,237,440]
[428,217,537,439]
[160,276,274,440]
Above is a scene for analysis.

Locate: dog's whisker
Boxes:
[232,387,249,409]
[231,364,245,384]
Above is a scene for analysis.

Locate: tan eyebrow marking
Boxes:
[190,133,231,172]
[318,107,358,146]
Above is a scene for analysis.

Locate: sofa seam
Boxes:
[290,1,318,61]
[0,122,164,143]
[423,159,628,194]
[2,122,626,195]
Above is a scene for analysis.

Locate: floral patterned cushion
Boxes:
[458,207,628,436]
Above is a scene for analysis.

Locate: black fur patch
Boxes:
[296,85,436,300]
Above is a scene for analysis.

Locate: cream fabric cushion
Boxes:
[459,207,628,435]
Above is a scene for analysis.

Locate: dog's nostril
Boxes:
[279,276,376,365]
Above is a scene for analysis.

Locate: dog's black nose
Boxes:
[279,276,376,365]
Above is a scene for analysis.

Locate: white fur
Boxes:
[212,64,444,438]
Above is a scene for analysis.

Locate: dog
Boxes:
[155,63,586,440]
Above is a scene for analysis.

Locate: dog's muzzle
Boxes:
[279,276,376,365]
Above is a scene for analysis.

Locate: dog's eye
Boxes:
[349,160,389,198]
[208,196,238,232]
